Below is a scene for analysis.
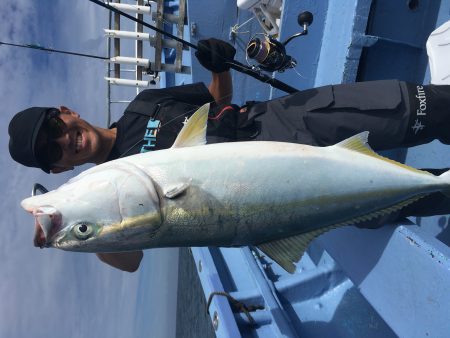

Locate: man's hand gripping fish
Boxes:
[21,103,450,273]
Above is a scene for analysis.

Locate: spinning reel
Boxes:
[246,11,313,73]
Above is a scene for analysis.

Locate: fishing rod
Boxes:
[0,41,108,60]
[87,0,299,94]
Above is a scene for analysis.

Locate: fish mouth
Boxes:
[33,221,47,248]
[32,207,63,248]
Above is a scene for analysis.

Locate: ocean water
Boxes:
[176,248,216,338]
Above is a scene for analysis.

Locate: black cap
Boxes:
[8,107,54,173]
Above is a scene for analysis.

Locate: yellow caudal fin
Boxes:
[171,103,210,148]
[333,132,430,176]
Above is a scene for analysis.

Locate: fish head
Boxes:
[21,162,162,252]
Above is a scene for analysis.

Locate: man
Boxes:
[8,39,450,272]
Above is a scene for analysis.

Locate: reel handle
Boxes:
[298,11,313,28]
[283,11,314,46]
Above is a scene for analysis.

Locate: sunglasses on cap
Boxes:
[36,109,67,168]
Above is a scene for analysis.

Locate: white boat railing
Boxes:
[104,0,189,126]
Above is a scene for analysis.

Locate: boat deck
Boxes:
[171,0,450,337]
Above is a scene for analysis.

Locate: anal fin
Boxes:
[257,224,338,274]
[258,194,428,274]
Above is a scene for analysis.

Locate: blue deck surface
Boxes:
[171,0,450,337]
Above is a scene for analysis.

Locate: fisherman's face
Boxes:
[35,106,102,172]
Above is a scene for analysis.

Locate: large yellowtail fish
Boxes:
[21,104,450,273]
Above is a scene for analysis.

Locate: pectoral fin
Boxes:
[257,224,338,273]
[164,180,191,199]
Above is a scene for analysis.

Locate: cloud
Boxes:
[0,1,39,105]
[0,2,178,338]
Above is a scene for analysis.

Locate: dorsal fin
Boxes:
[333,132,429,175]
[171,103,209,148]
[334,131,373,154]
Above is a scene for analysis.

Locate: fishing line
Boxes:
[292,66,307,80]
[231,16,255,35]
[118,93,235,158]
[87,0,298,93]
[0,41,108,60]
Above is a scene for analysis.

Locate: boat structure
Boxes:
[102,0,450,337]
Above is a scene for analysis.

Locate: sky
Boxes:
[0,1,178,337]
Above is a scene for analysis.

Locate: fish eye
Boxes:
[72,222,94,240]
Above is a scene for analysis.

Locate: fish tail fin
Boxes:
[439,169,450,197]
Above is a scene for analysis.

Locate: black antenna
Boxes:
[0,41,108,60]
[87,0,298,93]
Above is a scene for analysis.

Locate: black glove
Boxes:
[195,38,236,73]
